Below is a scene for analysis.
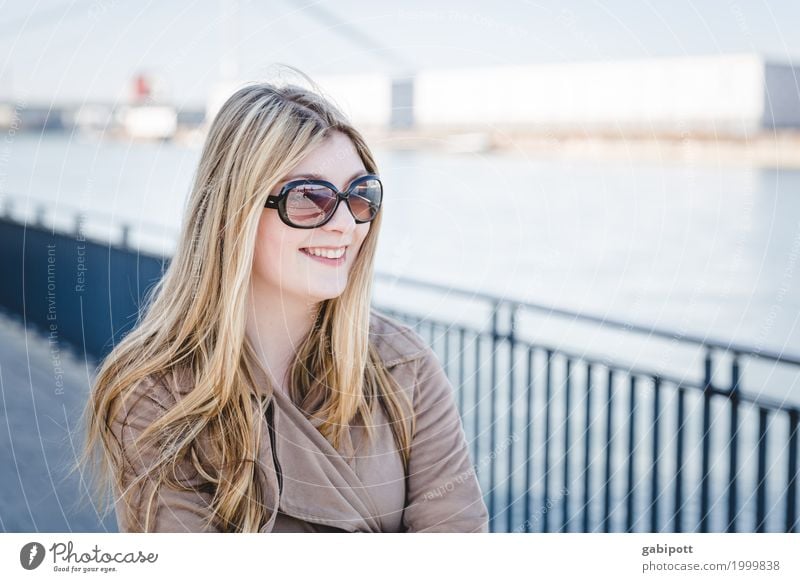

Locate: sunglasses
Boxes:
[264,174,383,229]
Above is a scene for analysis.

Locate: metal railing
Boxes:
[373,273,800,533]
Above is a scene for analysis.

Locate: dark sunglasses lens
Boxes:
[349,179,382,222]
[285,184,337,226]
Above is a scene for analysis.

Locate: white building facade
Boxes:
[316,54,800,135]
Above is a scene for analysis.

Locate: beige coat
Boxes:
[112,309,489,532]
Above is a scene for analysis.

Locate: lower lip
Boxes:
[300,248,346,266]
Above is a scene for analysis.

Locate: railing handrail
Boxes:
[1,193,180,237]
[374,272,800,368]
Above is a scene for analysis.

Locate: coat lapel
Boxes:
[249,360,383,532]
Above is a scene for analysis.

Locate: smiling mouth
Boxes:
[299,247,347,265]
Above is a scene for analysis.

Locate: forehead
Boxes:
[282,132,366,185]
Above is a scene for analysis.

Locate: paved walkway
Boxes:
[0,308,116,532]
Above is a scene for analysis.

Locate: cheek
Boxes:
[353,224,371,253]
[252,222,271,278]
[253,214,299,277]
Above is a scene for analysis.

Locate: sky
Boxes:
[1,0,800,107]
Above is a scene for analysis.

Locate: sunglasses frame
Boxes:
[264,174,383,229]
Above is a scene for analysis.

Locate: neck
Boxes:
[244,284,320,395]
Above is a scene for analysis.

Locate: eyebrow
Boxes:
[281,171,369,186]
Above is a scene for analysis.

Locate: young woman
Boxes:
[81,77,489,533]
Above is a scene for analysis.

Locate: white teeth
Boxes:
[303,247,345,259]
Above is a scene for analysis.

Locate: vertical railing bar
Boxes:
[700,349,713,533]
[543,349,553,533]
[674,387,686,533]
[562,357,572,532]
[458,327,466,417]
[626,375,637,533]
[756,407,768,533]
[120,222,130,249]
[603,368,614,533]
[582,362,593,533]
[488,304,499,531]
[650,376,661,533]
[727,355,740,533]
[473,333,481,494]
[443,324,451,379]
[787,411,798,533]
[524,346,535,533]
[506,305,518,533]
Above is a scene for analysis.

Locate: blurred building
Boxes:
[314,54,800,137]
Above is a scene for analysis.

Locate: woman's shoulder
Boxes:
[112,367,195,426]
[368,308,458,417]
[368,308,430,368]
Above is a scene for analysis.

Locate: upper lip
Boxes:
[300,245,349,250]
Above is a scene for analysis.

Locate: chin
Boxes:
[311,287,347,302]
[290,272,351,304]
[289,281,344,303]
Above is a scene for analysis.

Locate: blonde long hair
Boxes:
[79,75,415,532]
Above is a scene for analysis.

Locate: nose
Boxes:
[321,195,357,232]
